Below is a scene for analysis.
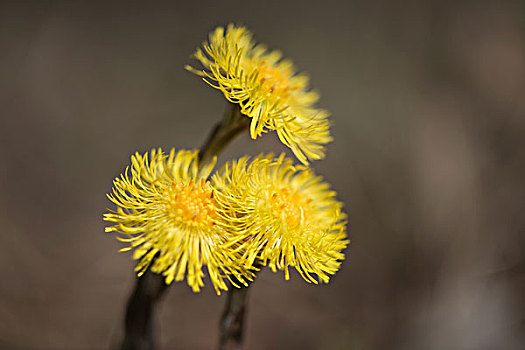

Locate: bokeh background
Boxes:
[1,1,524,349]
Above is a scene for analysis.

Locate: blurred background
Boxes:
[1,0,524,349]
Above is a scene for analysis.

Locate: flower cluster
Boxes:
[105,149,347,293]
[186,23,332,165]
[104,149,252,294]
[212,154,348,283]
[104,23,348,295]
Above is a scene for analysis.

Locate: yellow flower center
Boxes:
[256,59,299,97]
[166,179,216,227]
[271,187,311,226]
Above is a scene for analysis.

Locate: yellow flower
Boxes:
[104,148,251,294]
[186,24,332,165]
[212,154,349,284]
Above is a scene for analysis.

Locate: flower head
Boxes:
[104,148,251,294]
[186,24,332,165]
[213,154,349,284]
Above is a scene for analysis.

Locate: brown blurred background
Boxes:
[1,0,524,349]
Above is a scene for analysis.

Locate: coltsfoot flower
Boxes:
[186,23,332,165]
[104,148,251,294]
[212,154,349,284]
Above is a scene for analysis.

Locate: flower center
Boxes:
[271,187,311,226]
[166,179,216,226]
[256,59,299,97]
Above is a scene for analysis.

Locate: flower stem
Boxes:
[218,261,261,350]
[120,267,166,350]
[120,103,248,350]
[199,103,248,167]
[218,283,250,350]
